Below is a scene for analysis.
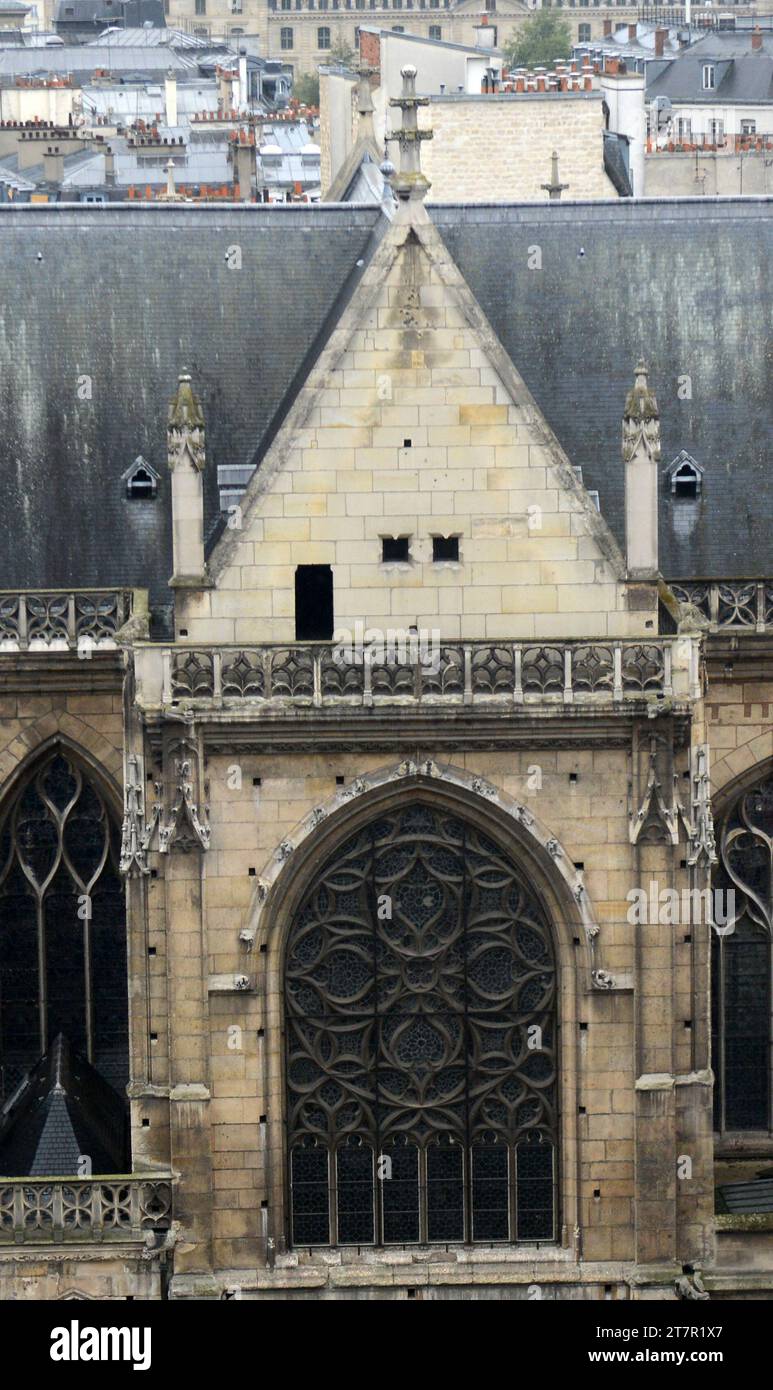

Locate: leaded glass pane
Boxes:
[291,1143,330,1246]
[472,1143,509,1241]
[382,1140,420,1244]
[426,1139,464,1242]
[713,776,773,1132]
[516,1137,555,1241]
[723,920,769,1130]
[336,1141,374,1244]
[0,750,129,1100]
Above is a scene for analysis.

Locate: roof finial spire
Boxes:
[541,150,569,201]
[385,65,432,202]
[159,156,183,202]
[355,63,376,140]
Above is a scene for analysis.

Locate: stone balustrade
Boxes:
[136,636,702,709]
[0,590,136,652]
[668,580,773,634]
[0,1175,173,1244]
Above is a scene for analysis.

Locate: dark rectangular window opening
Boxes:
[295,564,334,640]
[432,535,459,562]
[382,536,410,563]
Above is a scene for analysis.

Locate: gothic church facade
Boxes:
[0,81,771,1299]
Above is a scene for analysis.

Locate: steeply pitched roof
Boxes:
[0,196,770,625]
[0,202,385,623]
[431,198,773,578]
[0,1034,127,1177]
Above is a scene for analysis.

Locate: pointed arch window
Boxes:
[0,750,128,1101]
[712,775,773,1132]
[285,802,558,1246]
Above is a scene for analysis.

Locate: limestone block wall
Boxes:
[705,668,773,803]
[0,689,123,793]
[646,152,773,199]
[420,94,615,202]
[162,2,641,73]
[188,738,704,1275]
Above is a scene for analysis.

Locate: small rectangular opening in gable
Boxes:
[382,536,410,563]
[295,564,334,641]
[432,535,460,563]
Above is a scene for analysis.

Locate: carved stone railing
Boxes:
[668,580,773,634]
[151,638,699,709]
[0,590,135,652]
[0,1175,173,1244]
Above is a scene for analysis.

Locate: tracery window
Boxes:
[712,775,773,1132]
[0,751,128,1101]
[285,803,558,1246]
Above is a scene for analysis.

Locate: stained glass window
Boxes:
[0,750,128,1100]
[712,776,773,1132]
[285,803,558,1246]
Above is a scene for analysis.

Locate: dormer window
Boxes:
[664,451,704,498]
[702,64,715,91]
[123,455,159,499]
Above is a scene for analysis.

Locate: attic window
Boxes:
[433,535,460,563]
[664,451,704,499]
[123,455,159,500]
[702,64,715,91]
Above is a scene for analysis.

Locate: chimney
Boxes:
[655,27,667,59]
[751,25,762,51]
[234,138,254,199]
[623,361,660,579]
[165,68,178,127]
[104,144,115,186]
[474,19,496,49]
[43,143,64,183]
[168,373,208,587]
[238,46,248,106]
[603,19,612,37]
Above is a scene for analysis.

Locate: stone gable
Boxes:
[183,212,645,645]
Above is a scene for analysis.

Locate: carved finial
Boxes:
[541,150,568,201]
[356,64,376,138]
[385,65,432,202]
[168,373,206,472]
[623,359,660,464]
[624,360,659,424]
[158,155,184,202]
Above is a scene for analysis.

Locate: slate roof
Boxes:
[0,197,770,628]
[646,52,773,103]
[0,202,384,626]
[431,198,773,578]
[0,45,197,82]
[0,1034,127,1177]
